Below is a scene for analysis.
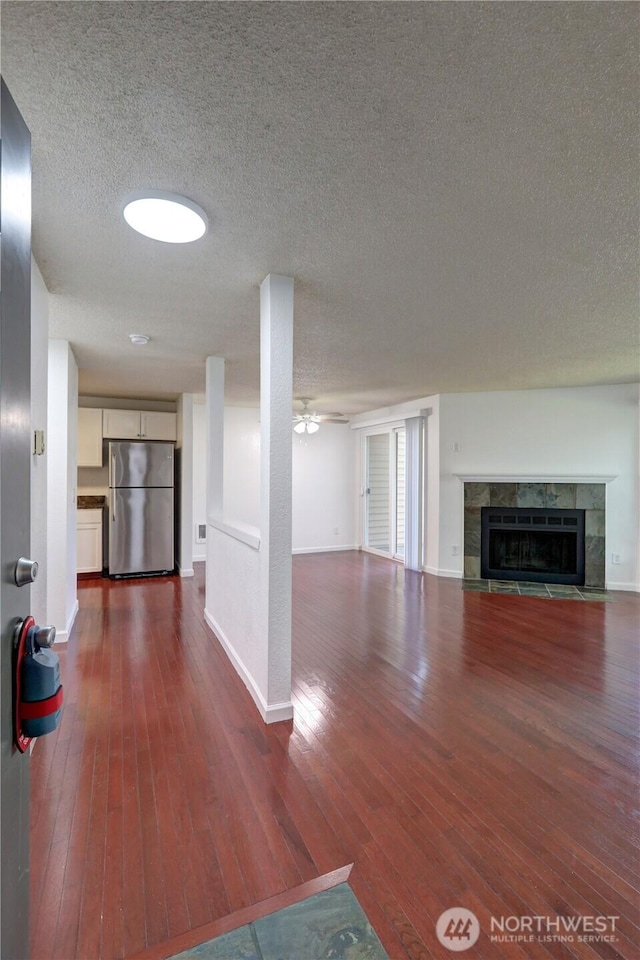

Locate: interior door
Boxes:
[0,78,33,960]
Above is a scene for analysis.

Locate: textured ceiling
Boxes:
[2,1,638,412]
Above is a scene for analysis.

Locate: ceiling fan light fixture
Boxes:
[293,419,320,435]
[123,190,207,243]
[129,333,150,346]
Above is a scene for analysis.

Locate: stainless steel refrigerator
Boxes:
[108,440,175,577]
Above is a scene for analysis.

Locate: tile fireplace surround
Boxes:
[463,481,606,587]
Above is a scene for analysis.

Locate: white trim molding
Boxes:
[178,567,194,578]
[204,608,294,723]
[607,581,640,593]
[424,566,463,579]
[455,474,617,484]
[55,598,79,644]
[293,545,357,555]
[207,515,261,551]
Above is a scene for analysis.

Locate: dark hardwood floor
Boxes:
[30,553,639,959]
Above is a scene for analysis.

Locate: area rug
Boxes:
[167,883,389,960]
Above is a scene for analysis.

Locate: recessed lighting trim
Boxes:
[123,190,208,243]
[129,334,150,346]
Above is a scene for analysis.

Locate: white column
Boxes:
[206,357,225,520]
[404,416,425,571]
[177,393,194,577]
[260,275,294,718]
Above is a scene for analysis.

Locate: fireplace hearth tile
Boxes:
[517,583,552,597]
[461,579,488,591]
[464,507,481,556]
[578,590,612,602]
[464,483,490,507]
[464,556,481,579]
[545,483,577,508]
[585,509,605,538]
[461,580,615,601]
[489,483,518,507]
[548,585,581,596]
[516,483,545,508]
[576,483,606,510]
[584,535,605,587]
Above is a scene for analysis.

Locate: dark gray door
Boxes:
[0,78,32,960]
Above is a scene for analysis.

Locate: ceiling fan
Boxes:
[292,399,349,434]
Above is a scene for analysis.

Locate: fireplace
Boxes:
[463,481,605,588]
[481,507,585,585]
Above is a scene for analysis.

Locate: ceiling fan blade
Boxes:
[317,412,344,419]
[319,418,349,424]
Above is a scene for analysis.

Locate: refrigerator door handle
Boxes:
[112,491,117,523]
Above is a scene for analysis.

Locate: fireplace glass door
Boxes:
[481,507,586,585]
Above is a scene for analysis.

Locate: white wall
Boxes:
[192,400,207,561]
[194,405,357,553]
[437,384,639,589]
[30,260,49,624]
[47,340,78,640]
[223,407,261,529]
[292,424,357,553]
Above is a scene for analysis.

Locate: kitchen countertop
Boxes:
[77,495,106,510]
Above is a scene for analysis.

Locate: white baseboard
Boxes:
[203,608,294,724]
[423,565,463,579]
[179,567,194,578]
[292,545,358,555]
[55,598,79,645]
[192,553,206,563]
[606,581,639,593]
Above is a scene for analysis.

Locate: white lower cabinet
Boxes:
[77,509,103,574]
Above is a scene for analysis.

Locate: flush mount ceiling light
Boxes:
[129,334,150,346]
[123,190,207,243]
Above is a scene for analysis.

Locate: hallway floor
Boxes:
[30,554,639,959]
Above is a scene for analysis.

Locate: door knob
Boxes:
[33,625,56,648]
[14,558,39,587]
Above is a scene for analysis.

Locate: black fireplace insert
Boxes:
[481,507,586,585]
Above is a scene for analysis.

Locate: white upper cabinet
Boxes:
[102,409,176,441]
[78,407,104,466]
[102,409,142,440]
[140,411,177,441]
